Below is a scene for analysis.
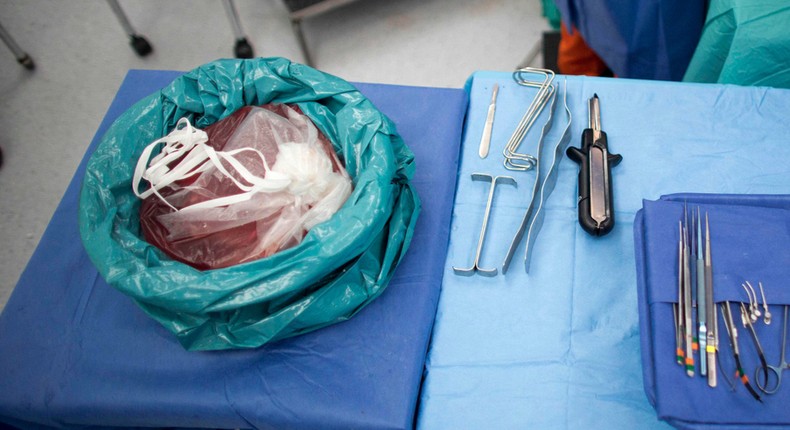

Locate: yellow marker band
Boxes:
[706,345,716,353]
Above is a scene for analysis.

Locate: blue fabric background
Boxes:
[0,71,468,429]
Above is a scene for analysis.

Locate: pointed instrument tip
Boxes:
[593,93,598,98]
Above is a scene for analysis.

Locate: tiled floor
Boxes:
[0,0,549,309]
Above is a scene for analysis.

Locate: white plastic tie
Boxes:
[132,118,290,211]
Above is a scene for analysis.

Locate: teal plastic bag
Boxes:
[79,58,420,351]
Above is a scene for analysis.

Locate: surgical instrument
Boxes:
[674,304,683,366]
[503,68,555,171]
[685,205,698,359]
[521,79,573,273]
[759,282,772,325]
[742,282,759,324]
[740,302,769,389]
[696,208,707,376]
[756,306,789,394]
[676,224,685,367]
[566,94,622,236]
[478,84,499,158]
[717,350,737,392]
[501,79,572,274]
[722,301,762,402]
[746,281,761,322]
[501,82,557,272]
[704,212,717,387]
[453,173,516,276]
[682,222,695,376]
[709,315,719,388]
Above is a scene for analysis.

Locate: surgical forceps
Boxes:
[501,79,571,273]
[756,305,790,394]
[741,302,768,388]
[453,173,516,276]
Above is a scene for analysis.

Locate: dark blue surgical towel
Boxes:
[636,193,790,429]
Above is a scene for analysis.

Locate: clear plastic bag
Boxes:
[135,104,352,270]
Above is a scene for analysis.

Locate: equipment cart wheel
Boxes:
[223,1,254,59]
[107,0,154,57]
[0,21,35,70]
[130,35,153,57]
[233,37,254,58]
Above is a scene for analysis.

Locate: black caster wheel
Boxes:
[18,54,35,70]
[234,38,254,59]
[130,34,153,57]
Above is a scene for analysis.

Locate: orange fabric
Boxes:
[558,23,610,76]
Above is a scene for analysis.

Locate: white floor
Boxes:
[0,0,549,310]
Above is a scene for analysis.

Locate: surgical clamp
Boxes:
[722,301,762,402]
[740,302,769,390]
[453,173,516,276]
[756,305,790,394]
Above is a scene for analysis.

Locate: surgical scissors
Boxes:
[756,305,789,394]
